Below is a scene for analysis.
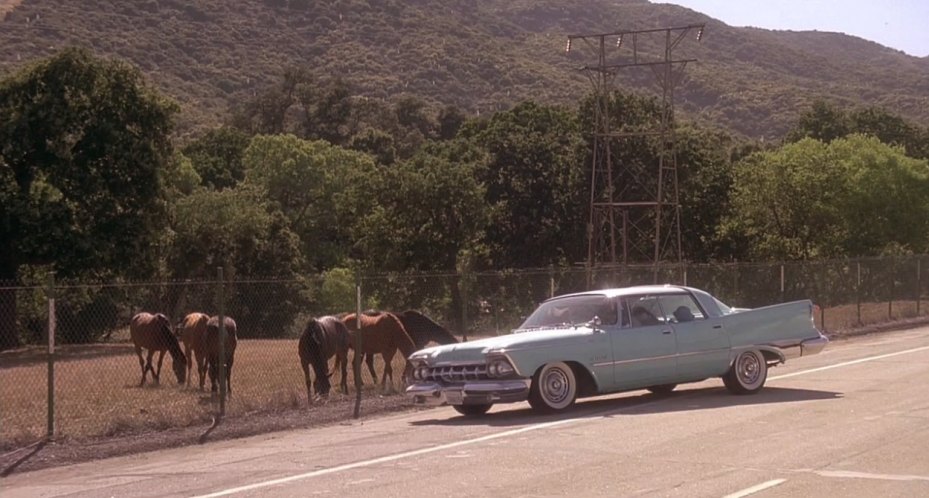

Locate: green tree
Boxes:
[462,101,587,269]
[722,135,929,260]
[182,126,251,190]
[242,134,377,271]
[0,48,177,349]
[353,140,488,272]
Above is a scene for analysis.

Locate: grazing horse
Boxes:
[396,310,459,349]
[205,316,238,396]
[176,312,210,390]
[341,312,417,389]
[298,316,351,400]
[130,312,187,387]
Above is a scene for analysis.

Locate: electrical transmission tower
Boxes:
[566,24,705,284]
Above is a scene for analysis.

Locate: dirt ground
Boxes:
[0,394,427,477]
[4,314,929,478]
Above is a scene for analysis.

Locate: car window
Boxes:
[520,295,618,328]
[624,295,664,327]
[656,294,705,323]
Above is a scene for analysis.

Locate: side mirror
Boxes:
[586,316,602,331]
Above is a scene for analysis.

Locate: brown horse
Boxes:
[341,312,417,389]
[205,315,238,396]
[130,312,186,387]
[298,316,350,401]
[176,312,210,390]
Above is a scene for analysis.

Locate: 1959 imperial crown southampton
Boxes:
[406,285,828,416]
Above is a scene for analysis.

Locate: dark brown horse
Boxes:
[298,316,350,401]
[130,312,186,387]
[205,315,238,396]
[341,312,417,389]
[176,312,210,390]
[396,310,459,349]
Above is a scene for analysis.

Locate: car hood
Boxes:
[409,326,593,364]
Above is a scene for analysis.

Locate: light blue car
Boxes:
[406,285,828,416]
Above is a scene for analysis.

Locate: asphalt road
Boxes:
[4,327,929,498]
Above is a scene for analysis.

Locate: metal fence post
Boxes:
[918,258,922,316]
[353,278,363,419]
[217,266,226,417]
[856,260,862,325]
[888,257,894,320]
[46,273,56,440]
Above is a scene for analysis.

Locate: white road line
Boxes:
[722,479,786,498]
[813,470,929,482]
[769,345,929,381]
[189,415,587,498]
[192,342,929,498]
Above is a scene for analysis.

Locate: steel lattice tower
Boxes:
[567,24,705,284]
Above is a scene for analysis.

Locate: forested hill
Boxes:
[2,0,927,139]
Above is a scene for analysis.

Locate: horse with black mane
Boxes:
[341,312,417,389]
[205,315,238,396]
[298,315,351,400]
[130,312,187,387]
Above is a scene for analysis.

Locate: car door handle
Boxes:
[712,325,722,329]
[661,329,672,335]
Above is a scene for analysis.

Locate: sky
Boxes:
[661,0,929,57]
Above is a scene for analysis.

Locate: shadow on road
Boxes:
[408,385,842,428]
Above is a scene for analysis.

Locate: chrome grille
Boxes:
[423,363,489,383]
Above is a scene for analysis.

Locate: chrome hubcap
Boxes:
[737,352,761,385]
[543,368,570,404]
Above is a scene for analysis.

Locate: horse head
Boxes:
[306,319,332,396]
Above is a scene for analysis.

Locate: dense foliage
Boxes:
[2,43,929,347]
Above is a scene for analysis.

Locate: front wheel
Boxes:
[453,404,493,417]
[723,349,767,395]
[528,362,578,414]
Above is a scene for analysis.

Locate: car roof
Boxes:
[546,285,699,301]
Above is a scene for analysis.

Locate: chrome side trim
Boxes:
[593,348,730,368]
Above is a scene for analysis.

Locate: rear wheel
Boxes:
[528,362,578,414]
[646,384,677,395]
[723,349,767,395]
[453,404,492,417]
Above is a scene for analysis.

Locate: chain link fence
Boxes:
[2,255,929,450]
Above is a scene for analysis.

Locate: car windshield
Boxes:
[518,295,616,329]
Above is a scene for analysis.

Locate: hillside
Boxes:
[1,0,927,139]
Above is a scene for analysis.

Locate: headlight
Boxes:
[417,366,429,380]
[487,358,515,378]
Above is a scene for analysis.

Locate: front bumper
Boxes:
[406,379,531,406]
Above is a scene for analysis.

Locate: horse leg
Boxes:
[197,351,207,391]
[365,353,377,383]
[226,354,234,397]
[381,350,397,392]
[135,347,146,387]
[301,359,313,404]
[154,350,166,385]
[338,352,348,394]
[208,355,218,393]
[184,343,193,387]
[144,350,156,386]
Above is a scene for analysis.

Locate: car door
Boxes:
[657,293,731,381]
[610,294,678,390]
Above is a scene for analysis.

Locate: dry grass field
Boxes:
[2,299,928,451]
[0,339,407,450]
